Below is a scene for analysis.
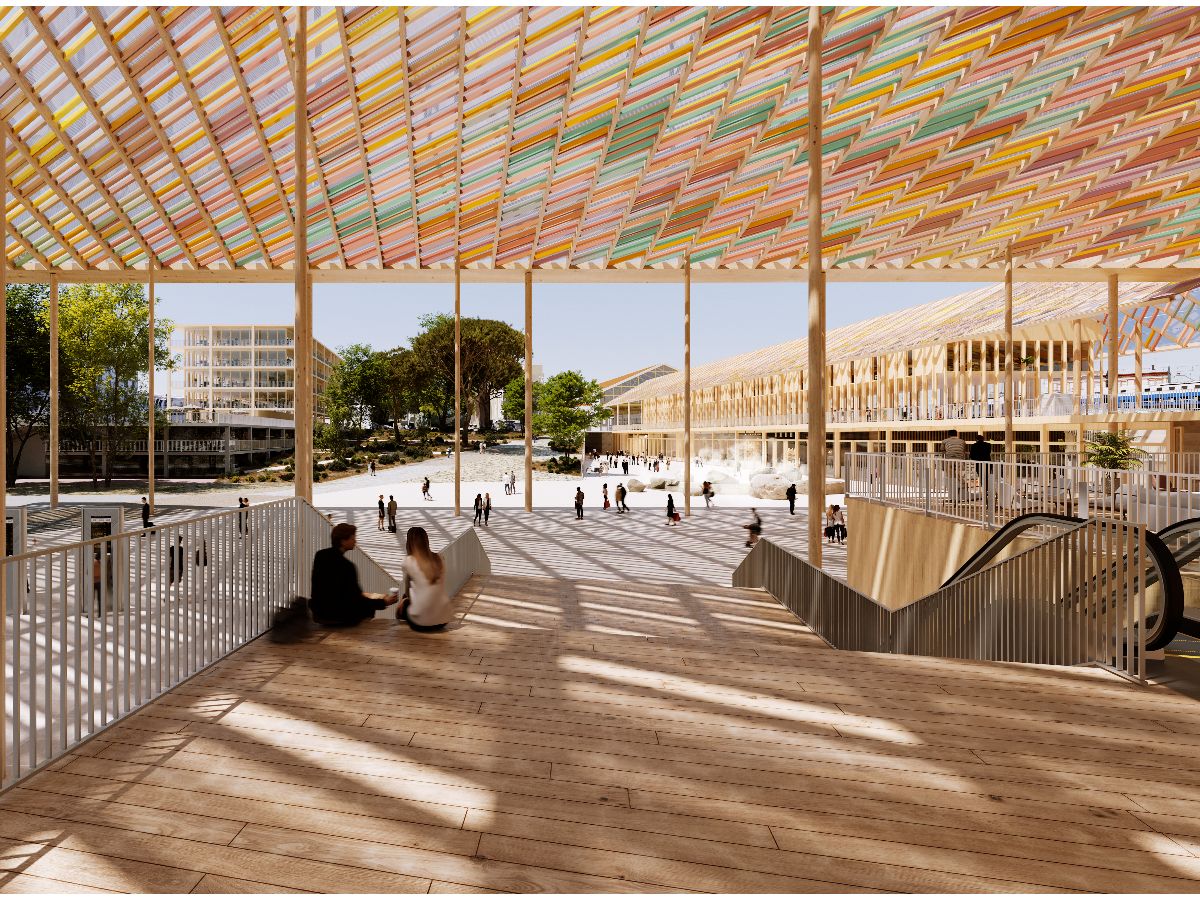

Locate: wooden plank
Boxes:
[0,874,112,894]
[191,874,311,894]
[231,823,672,894]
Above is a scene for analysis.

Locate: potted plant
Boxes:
[1083,430,1146,496]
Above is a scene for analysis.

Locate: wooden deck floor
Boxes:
[5,572,1200,892]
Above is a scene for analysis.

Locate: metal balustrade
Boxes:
[0,497,441,790]
[845,451,1200,533]
[734,522,1147,681]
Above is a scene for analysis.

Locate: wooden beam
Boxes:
[488,8,530,266]
[148,262,156,513]
[49,273,59,508]
[335,8,386,268]
[397,10,422,268]
[1073,318,1085,453]
[524,270,533,512]
[806,4,824,568]
[0,128,7,780]
[1134,317,1143,410]
[683,261,692,517]
[1005,246,1014,453]
[26,10,199,269]
[86,8,234,268]
[147,8,272,266]
[293,7,313,503]
[562,10,653,268]
[0,265,1192,286]
[454,261,462,517]
[1108,272,1119,428]
[273,7,348,270]
[212,6,297,243]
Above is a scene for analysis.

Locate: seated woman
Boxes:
[398,526,453,632]
[309,523,397,626]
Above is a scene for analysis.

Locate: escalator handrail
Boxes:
[942,513,1087,588]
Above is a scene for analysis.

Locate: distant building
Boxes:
[172,325,339,423]
[586,363,677,452]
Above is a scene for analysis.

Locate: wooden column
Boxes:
[1073,319,1085,454]
[805,4,825,567]
[523,270,533,512]
[453,261,461,517]
[1004,246,1014,452]
[1134,318,1143,409]
[49,273,59,508]
[292,8,313,502]
[1107,272,1119,431]
[683,261,692,517]
[147,261,156,514]
[0,129,7,779]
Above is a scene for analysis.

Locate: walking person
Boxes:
[622,458,629,475]
[483,492,492,527]
[369,460,376,476]
[387,495,398,532]
[703,480,714,509]
[574,487,585,520]
[377,495,386,531]
[140,496,152,530]
[825,504,847,545]
[785,483,797,515]
[510,471,517,496]
[743,508,763,548]
[473,493,483,526]
[666,493,679,525]
[397,527,453,631]
[615,483,627,513]
[602,483,610,511]
[421,477,432,501]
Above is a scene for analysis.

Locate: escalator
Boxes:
[941,512,1186,652]
[1158,518,1200,639]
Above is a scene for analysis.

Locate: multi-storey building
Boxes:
[173,325,340,423]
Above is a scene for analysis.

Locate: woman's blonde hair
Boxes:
[405,526,445,584]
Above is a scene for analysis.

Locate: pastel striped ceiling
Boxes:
[2,6,1200,274]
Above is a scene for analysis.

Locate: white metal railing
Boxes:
[846,451,1200,533]
[0,497,398,789]
[734,522,1146,681]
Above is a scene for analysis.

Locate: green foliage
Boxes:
[1083,430,1147,471]
[502,373,541,425]
[532,370,610,453]
[280,471,294,482]
[5,284,51,484]
[55,283,175,487]
[545,454,581,475]
[409,314,524,432]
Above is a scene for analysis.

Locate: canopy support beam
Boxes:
[683,261,692,517]
[806,5,825,568]
[1108,273,1119,431]
[49,273,58,508]
[454,262,461,517]
[293,7,313,503]
[524,270,533,513]
[147,261,156,515]
[1004,246,1014,453]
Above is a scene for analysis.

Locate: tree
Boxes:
[57,284,174,487]
[501,374,541,427]
[5,283,51,485]
[532,370,610,455]
[408,314,524,435]
[326,343,384,432]
[369,347,439,439]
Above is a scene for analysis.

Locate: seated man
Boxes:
[309,523,397,626]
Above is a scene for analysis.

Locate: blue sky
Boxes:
[157,280,1199,382]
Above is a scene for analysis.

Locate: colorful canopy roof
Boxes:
[2,6,1200,275]
[615,279,1200,403]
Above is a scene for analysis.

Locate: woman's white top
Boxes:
[826,508,846,526]
[402,555,454,626]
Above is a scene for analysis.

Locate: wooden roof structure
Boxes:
[615,279,1200,403]
[2,6,1200,279]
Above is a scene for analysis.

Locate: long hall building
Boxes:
[608,279,1200,472]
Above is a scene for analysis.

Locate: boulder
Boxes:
[705,470,736,484]
[647,476,668,490]
[825,478,846,493]
[750,473,792,500]
[626,478,646,492]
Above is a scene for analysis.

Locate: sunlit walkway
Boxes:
[5,568,1200,891]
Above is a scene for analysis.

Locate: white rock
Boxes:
[825,478,846,493]
[750,473,792,500]
[627,478,646,492]
[705,470,736,484]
